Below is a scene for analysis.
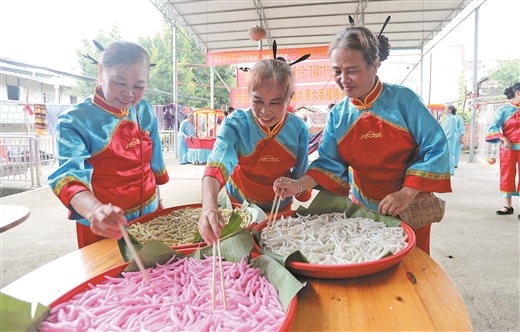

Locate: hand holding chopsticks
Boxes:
[268,177,295,233]
[212,238,227,310]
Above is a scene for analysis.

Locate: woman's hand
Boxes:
[198,206,224,245]
[502,137,512,150]
[89,203,126,239]
[199,176,224,245]
[273,177,300,200]
[273,175,317,200]
[378,187,420,217]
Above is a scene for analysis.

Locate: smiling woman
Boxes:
[47,41,169,249]
[0,0,164,72]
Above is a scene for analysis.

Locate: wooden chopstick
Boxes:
[217,238,227,309]
[268,188,284,234]
[267,192,280,232]
[118,223,151,284]
[212,239,227,310]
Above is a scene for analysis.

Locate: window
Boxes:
[7,85,19,100]
[43,93,55,103]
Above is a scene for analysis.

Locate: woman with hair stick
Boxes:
[49,41,169,248]
[486,82,520,217]
[198,50,312,245]
[274,18,452,255]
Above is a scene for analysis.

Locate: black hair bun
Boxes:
[378,35,391,62]
[504,87,514,99]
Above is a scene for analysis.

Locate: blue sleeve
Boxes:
[309,102,351,186]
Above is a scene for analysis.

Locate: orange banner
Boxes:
[207,45,330,66]
[231,82,344,109]
[237,59,333,88]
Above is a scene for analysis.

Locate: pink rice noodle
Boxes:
[40,255,285,331]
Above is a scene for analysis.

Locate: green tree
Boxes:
[72,23,236,109]
[70,26,122,98]
[138,23,174,105]
[489,60,520,91]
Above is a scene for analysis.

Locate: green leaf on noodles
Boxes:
[295,191,401,227]
[252,254,306,312]
[261,248,310,265]
[193,210,244,243]
[189,228,254,263]
[0,292,50,332]
[117,232,144,262]
[124,239,185,272]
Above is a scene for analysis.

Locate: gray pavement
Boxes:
[1,153,519,331]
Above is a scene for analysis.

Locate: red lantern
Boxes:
[248,25,266,41]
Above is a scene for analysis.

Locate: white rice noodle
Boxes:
[260,212,408,265]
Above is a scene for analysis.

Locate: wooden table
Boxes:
[0,204,30,233]
[1,239,472,331]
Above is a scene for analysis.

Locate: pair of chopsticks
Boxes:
[267,187,284,234]
[118,223,151,284]
[212,238,227,310]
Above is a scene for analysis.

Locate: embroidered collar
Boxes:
[350,78,383,110]
[252,110,287,137]
[92,86,129,118]
[511,101,520,109]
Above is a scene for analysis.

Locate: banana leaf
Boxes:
[218,193,268,224]
[192,210,243,243]
[251,254,306,311]
[123,239,184,269]
[296,190,401,227]
[189,228,255,263]
[238,200,269,224]
[117,231,144,263]
[0,292,50,332]
[193,198,268,243]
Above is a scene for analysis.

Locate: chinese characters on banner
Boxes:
[206,46,329,66]
[208,45,344,109]
[233,59,342,108]
[231,83,344,109]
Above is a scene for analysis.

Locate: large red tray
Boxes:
[252,216,416,279]
[48,248,297,332]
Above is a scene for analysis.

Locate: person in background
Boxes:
[442,104,459,175]
[226,106,235,116]
[48,41,169,248]
[178,113,195,165]
[454,106,466,168]
[274,23,452,255]
[486,82,520,217]
[198,58,312,244]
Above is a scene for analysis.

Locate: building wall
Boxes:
[1,71,79,132]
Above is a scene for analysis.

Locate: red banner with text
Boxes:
[207,45,329,66]
[237,59,333,87]
[230,83,344,109]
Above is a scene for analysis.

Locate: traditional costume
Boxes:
[442,112,458,175]
[454,114,466,167]
[486,101,520,198]
[48,87,169,247]
[177,118,195,164]
[204,109,312,211]
[307,79,452,254]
